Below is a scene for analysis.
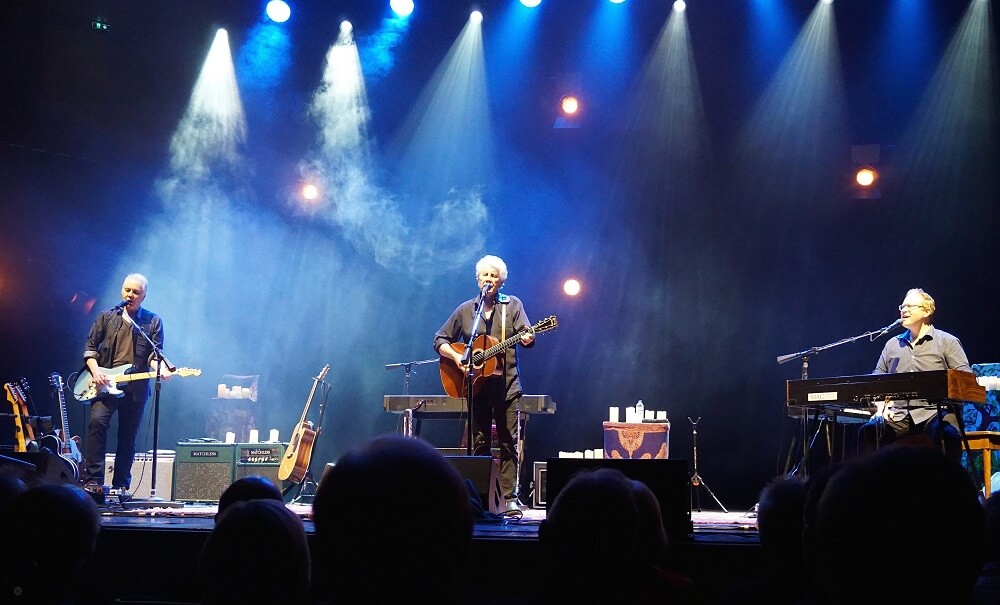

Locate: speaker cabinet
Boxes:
[234,443,286,486]
[172,443,235,502]
[104,451,175,499]
[1,451,75,483]
[545,458,693,537]
[445,455,501,514]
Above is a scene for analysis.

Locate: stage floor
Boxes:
[93,503,764,604]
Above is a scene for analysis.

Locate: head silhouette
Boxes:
[312,434,472,604]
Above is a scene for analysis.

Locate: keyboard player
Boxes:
[859,288,972,461]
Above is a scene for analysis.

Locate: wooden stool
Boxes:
[965,431,1000,495]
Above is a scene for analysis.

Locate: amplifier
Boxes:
[172,443,235,503]
[533,461,547,508]
[105,451,175,499]
[234,443,286,486]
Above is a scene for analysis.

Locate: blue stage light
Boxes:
[265,0,291,23]
[520,0,542,7]
[390,0,414,18]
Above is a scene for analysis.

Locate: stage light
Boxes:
[340,20,353,34]
[563,279,582,297]
[390,0,414,18]
[609,0,626,4]
[520,0,542,7]
[850,144,891,200]
[822,0,834,4]
[855,166,877,188]
[560,95,580,116]
[301,183,320,201]
[470,10,483,24]
[673,0,686,12]
[265,0,291,23]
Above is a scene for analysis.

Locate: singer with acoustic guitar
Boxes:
[434,255,535,512]
[80,273,172,495]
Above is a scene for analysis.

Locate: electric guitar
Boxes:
[4,380,36,453]
[278,364,330,483]
[50,373,83,478]
[439,315,558,399]
[72,364,201,402]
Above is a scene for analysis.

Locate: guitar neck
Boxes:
[474,330,526,363]
[113,370,161,383]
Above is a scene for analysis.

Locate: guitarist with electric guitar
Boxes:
[78,273,175,493]
[434,255,557,513]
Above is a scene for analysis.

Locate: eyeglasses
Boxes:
[898,304,926,312]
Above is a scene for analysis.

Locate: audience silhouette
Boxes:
[973,493,1000,604]
[722,475,807,604]
[539,467,693,604]
[199,498,310,605]
[311,434,473,605]
[814,446,984,604]
[215,474,284,521]
[0,482,101,604]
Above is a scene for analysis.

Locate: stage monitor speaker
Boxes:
[445,455,501,514]
[104,451,175,499]
[545,458,693,537]
[172,443,235,502]
[2,450,75,483]
[234,442,286,486]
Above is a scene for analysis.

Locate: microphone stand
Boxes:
[777,321,900,477]
[385,358,438,438]
[120,311,182,509]
[463,284,491,456]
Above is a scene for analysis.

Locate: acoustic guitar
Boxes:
[439,315,558,399]
[278,364,330,483]
[72,364,201,402]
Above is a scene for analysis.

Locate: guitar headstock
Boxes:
[317,364,331,382]
[532,315,559,335]
[175,368,202,378]
[50,372,64,392]
[11,379,28,404]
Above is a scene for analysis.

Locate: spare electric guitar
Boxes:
[439,315,558,399]
[72,364,201,402]
[4,380,36,453]
[49,373,83,479]
[278,364,330,483]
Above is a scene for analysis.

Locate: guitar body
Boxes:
[439,335,501,399]
[38,434,80,480]
[278,422,316,483]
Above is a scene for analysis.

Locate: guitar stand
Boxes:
[286,379,332,505]
[286,469,319,503]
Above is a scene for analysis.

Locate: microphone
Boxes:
[481,282,493,296]
[112,299,130,310]
[874,318,902,339]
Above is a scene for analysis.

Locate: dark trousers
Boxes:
[83,392,148,488]
[858,410,961,463]
[471,379,520,501]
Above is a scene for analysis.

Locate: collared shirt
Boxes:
[873,325,971,375]
[84,306,164,399]
[872,325,971,423]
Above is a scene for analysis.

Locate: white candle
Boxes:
[249,429,259,443]
[224,431,235,444]
[269,428,279,442]
[609,407,619,422]
[656,410,667,420]
[217,384,228,399]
